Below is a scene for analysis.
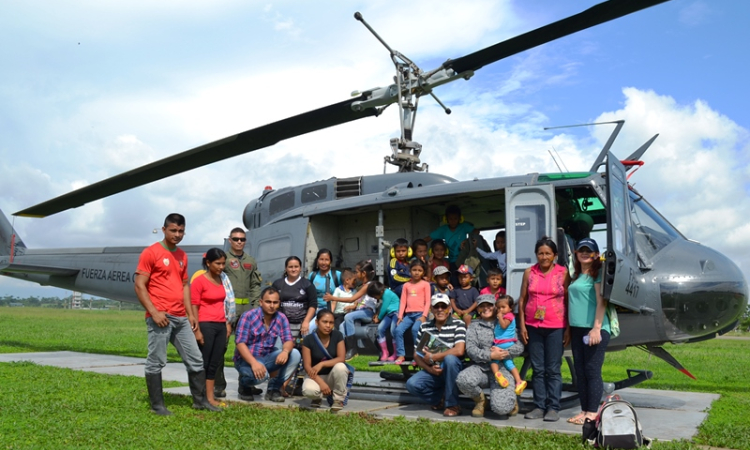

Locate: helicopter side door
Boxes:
[244,217,309,288]
[505,184,557,301]
[603,152,645,310]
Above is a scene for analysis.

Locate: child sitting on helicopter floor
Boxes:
[388,238,412,297]
[324,260,374,314]
[479,267,506,299]
[393,260,431,364]
[428,239,450,282]
[490,295,527,395]
[330,269,357,331]
[450,264,480,326]
[431,266,452,296]
[369,281,400,361]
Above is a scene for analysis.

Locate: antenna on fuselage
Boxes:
[545,120,625,172]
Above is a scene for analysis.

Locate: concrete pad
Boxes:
[0,351,718,442]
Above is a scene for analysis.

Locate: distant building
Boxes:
[71,292,82,309]
[9,302,23,307]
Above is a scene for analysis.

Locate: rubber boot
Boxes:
[387,342,397,361]
[188,371,222,412]
[344,336,358,361]
[377,337,390,362]
[145,373,172,416]
[471,392,486,418]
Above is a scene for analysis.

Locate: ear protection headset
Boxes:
[428,239,449,257]
[390,246,413,258]
[441,214,465,224]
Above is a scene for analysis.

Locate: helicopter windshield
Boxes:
[629,190,683,266]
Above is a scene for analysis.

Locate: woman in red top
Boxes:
[517,237,570,422]
[191,248,233,407]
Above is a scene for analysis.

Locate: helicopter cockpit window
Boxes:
[269,191,296,216]
[629,191,682,264]
[301,184,327,204]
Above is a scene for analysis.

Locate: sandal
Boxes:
[567,412,586,425]
[494,371,509,388]
[393,356,406,365]
[430,399,445,411]
[514,380,527,395]
[443,406,461,417]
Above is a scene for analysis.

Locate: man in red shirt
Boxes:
[135,213,220,415]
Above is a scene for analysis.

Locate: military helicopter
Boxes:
[1,0,747,394]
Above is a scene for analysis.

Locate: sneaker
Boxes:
[310,399,322,409]
[237,385,254,402]
[330,400,344,412]
[524,408,544,419]
[544,409,560,422]
[214,389,227,399]
[264,390,285,403]
[251,386,263,395]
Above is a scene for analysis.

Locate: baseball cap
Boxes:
[576,238,600,253]
[431,293,451,306]
[476,294,496,306]
[456,264,474,275]
[433,266,449,277]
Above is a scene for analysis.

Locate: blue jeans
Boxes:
[394,312,422,357]
[234,348,301,392]
[405,354,462,408]
[571,327,610,413]
[377,312,398,340]
[343,308,374,336]
[145,315,204,374]
[527,325,564,412]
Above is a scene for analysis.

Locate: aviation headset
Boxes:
[390,238,413,259]
[441,205,465,224]
[429,239,449,257]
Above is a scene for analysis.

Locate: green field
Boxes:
[1,307,748,449]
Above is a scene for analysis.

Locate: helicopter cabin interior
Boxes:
[293,182,608,299]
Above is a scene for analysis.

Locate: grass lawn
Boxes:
[1,307,748,449]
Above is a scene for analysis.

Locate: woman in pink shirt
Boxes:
[517,237,570,422]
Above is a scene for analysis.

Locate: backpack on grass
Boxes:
[582,395,651,449]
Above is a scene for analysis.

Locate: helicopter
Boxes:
[1,0,748,393]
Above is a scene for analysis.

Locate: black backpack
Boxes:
[582,395,650,449]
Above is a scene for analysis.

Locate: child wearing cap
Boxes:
[449,264,480,326]
[431,266,452,297]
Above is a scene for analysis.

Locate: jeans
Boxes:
[571,327,610,413]
[234,348,301,392]
[394,312,423,357]
[405,354,462,408]
[377,312,398,340]
[145,315,204,374]
[526,325,564,412]
[343,308,374,336]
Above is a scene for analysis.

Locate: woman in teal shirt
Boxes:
[567,238,610,425]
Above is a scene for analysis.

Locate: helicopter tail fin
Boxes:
[0,208,26,259]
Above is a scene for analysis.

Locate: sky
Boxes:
[1,0,749,298]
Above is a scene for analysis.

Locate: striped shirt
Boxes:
[233,307,293,364]
[415,316,466,350]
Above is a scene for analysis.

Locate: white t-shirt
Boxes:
[332,286,354,314]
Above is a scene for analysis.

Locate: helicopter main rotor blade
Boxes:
[445,0,670,74]
[14,97,378,218]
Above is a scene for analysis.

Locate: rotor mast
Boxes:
[352,12,466,173]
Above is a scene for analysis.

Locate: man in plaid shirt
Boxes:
[234,286,301,402]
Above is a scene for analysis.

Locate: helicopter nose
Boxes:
[658,240,748,342]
